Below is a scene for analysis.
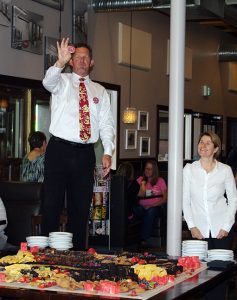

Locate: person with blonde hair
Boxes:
[183,131,237,250]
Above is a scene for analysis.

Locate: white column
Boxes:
[167,0,186,256]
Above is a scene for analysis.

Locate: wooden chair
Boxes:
[31,213,68,236]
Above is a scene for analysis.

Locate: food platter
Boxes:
[0,265,207,300]
[0,248,207,299]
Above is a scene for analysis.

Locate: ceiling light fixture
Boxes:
[122,11,137,124]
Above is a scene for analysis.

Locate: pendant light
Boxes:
[122,11,137,124]
[59,0,62,40]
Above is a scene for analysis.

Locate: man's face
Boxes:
[69,47,94,77]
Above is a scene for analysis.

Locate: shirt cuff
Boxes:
[187,221,195,230]
[103,144,113,157]
[222,223,232,233]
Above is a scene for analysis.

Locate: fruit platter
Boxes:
[0,245,207,299]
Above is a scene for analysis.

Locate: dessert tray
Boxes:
[0,247,207,299]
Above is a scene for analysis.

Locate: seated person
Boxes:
[0,197,7,250]
[21,131,47,182]
[116,162,140,220]
[135,160,167,246]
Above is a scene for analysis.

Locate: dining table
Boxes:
[0,260,235,300]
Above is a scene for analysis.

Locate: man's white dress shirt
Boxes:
[0,198,7,250]
[42,66,115,156]
[183,160,237,238]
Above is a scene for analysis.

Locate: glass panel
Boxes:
[158,110,168,161]
[157,106,193,161]
[184,113,192,160]
[32,91,51,144]
[0,89,24,159]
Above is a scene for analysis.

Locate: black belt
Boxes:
[51,135,93,148]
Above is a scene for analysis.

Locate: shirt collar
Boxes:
[198,159,218,172]
[72,73,90,83]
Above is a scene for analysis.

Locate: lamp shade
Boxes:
[0,98,8,109]
[122,107,137,124]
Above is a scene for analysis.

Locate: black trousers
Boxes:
[203,227,234,300]
[41,136,95,250]
[205,226,234,250]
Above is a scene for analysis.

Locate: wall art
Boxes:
[0,0,11,27]
[72,0,87,44]
[138,110,149,131]
[125,129,137,150]
[32,0,64,11]
[139,136,150,156]
[44,36,58,72]
[11,6,43,54]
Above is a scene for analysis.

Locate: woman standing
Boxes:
[183,131,237,250]
[136,160,167,247]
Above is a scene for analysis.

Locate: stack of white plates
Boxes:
[208,249,234,261]
[182,240,208,260]
[48,232,73,250]
[26,236,49,249]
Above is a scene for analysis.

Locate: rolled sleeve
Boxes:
[42,66,64,94]
[183,164,195,229]
[99,90,115,156]
[223,166,237,232]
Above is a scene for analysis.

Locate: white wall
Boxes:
[0,0,72,80]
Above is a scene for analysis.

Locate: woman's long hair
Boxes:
[143,160,159,186]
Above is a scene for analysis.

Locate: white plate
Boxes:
[28,244,48,249]
[208,257,233,261]
[208,254,233,258]
[182,254,207,260]
[51,244,73,250]
[49,232,73,237]
[182,249,207,252]
[182,246,207,251]
[182,240,208,245]
[208,249,233,254]
[208,255,234,259]
[49,239,72,244]
[49,243,73,247]
[26,236,48,241]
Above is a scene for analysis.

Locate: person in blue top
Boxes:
[21,131,47,182]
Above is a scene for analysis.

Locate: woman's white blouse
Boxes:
[183,160,237,238]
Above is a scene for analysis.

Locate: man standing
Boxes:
[42,38,114,250]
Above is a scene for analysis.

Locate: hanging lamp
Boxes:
[122,11,137,124]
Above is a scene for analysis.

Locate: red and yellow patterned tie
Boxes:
[79,78,91,141]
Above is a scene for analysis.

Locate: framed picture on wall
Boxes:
[11,6,43,54]
[72,0,88,44]
[138,111,149,130]
[0,0,11,27]
[125,129,137,150]
[32,0,64,10]
[139,137,150,156]
[44,36,58,72]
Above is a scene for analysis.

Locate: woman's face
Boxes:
[144,163,153,178]
[198,135,218,159]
